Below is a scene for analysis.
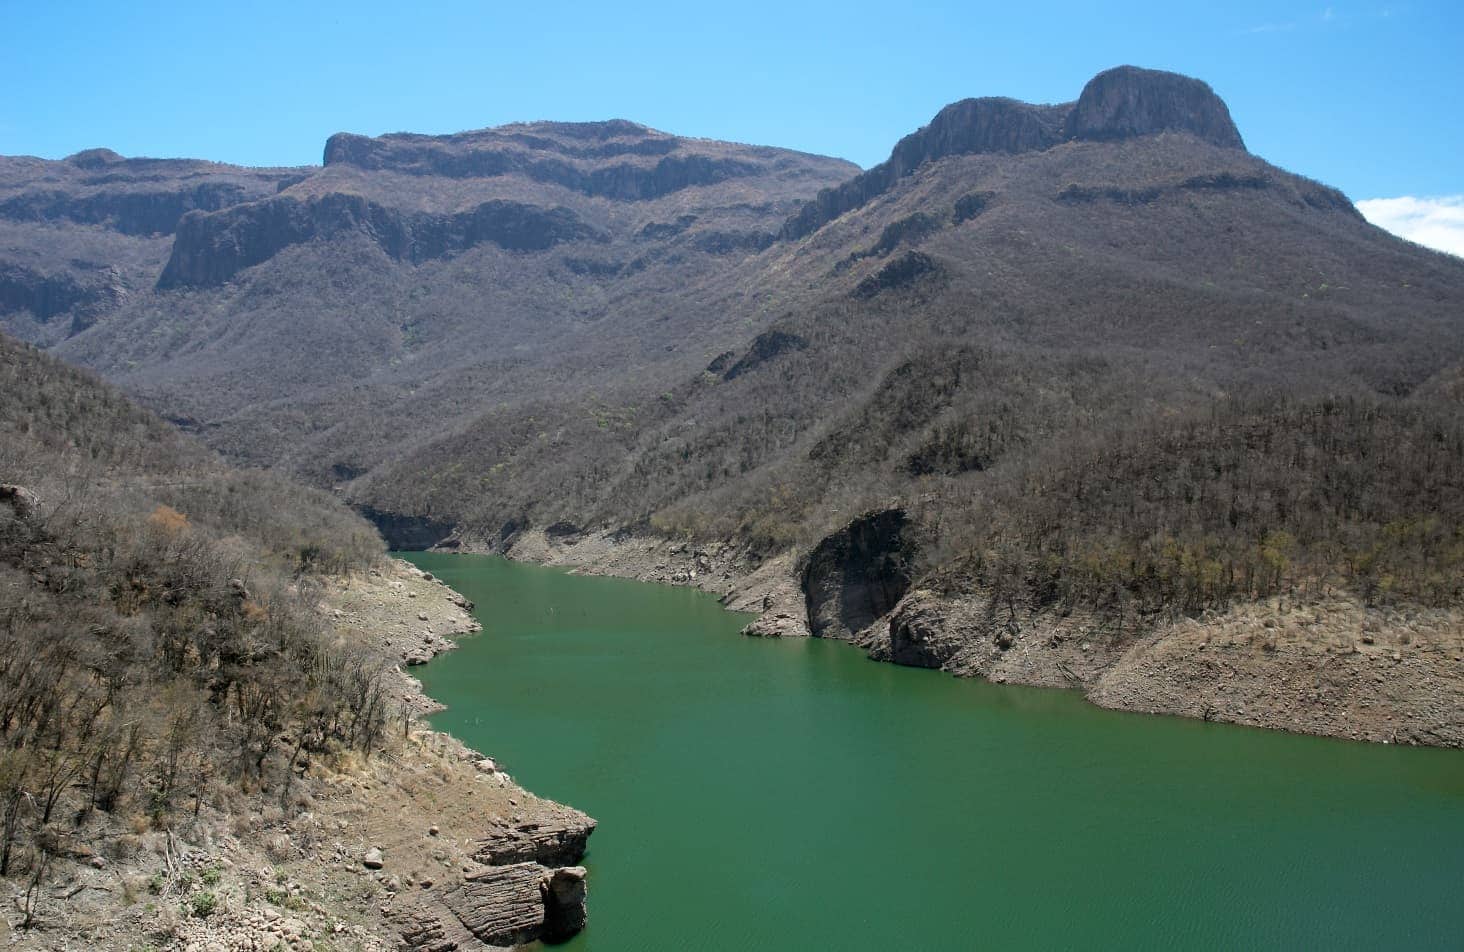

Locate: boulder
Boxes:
[540,866,588,942]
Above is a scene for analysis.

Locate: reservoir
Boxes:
[405,552,1464,950]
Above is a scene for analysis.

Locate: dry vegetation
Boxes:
[0,334,397,938]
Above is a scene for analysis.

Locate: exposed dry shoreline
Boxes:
[3,559,596,950]
[490,527,1464,749]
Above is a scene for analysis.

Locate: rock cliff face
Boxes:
[400,805,596,949]
[1065,65,1245,149]
[0,181,278,237]
[0,264,100,322]
[0,263,128,334]
[803,509,917,643]
[357,506,458,551]
[158,193,600,288]
[0,150,300,236]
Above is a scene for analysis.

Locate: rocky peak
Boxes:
[1065,65,1245,150]
[781,65,1248,240]
[890,97,1068,174]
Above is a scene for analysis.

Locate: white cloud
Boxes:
[1356,195,1464,258]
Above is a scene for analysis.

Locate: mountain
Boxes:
[1,123,856,481]
[3,66,1462,745]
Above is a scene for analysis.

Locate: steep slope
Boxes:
[0,332,597,948]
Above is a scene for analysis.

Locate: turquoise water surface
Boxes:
[406,552,1464,950]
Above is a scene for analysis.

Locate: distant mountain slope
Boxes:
[0,149,303,343]
[3,66,1462,593]
[0,122,855,485]
[347,67,1464,553]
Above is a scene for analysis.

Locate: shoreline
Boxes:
[441,526,1463,750]
[7,558,598,951]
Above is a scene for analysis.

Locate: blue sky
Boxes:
[2,2,1460,216]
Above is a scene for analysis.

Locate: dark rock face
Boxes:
[803,509,917,642]
[158,193,601,289]
[1055,170,1359,217]
[0,265,98,322]
[782,98,1067,240]
[693,229,775,254]
[865,212,942,257]
[540,867,589,943]
[0,182,267,237]
[722,329,809,380]
[1066,65,1245,149]
[356,506,456,551]
[0,484,41,521]
[853,251,940,299]
[638,215,698,240]
[543,520,584,540]
[952,190,995,223]
[705,350,736,374]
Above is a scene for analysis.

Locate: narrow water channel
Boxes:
[405,552,1464,950]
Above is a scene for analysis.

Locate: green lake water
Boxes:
[405,552,1464,950]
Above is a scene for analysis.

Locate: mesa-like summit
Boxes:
[1,65,1462,947]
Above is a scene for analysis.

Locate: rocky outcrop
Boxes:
[324,125,766,201]
[852,251,941,298]
[472,809,597,867]
[953,190,996,223]
[0,182,273,237]
[781,66,1252,241]
[158,193,602,288]
[0,265,100,321]
[722,329,808,380]
[693,229,776,254]
[357,506,456,551]
[803,509,917,643]
[884,591,972,669]
[1066,65,1245,149]
[1053,170,1358,216]
[0,484,41,520]
[402,805,596,949]
[782,98,1067,240]
[540,866,589,942]
[0,150,300,237]
[435,863,565,948]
